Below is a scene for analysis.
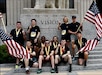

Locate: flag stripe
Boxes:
[0,29,30,59]
[4,41,13,55]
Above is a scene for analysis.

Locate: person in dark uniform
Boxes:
[58,16,71,47]
[50,36,59,50]
[37,40,55,74]
[27,19,40,48]
[55,39,72,73]
[68,16,82,60]
[10,21,26,69]
[74,32,88,66]
[21,40,38,74]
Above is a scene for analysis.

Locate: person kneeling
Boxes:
[74,32,88,67]
[37,40,55,74]
[55,39,72,73]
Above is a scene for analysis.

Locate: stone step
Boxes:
[88,59,102,64]
[88,54,102,59]
[14,63,102,73]
[92,48,102,51]
[89,51,102,55]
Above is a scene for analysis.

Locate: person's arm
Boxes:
[29,51,36,56]
[40,47,44,55]
[34,26,40,43]
[55,44,60,54]
[22,29,26,40]
[50,50,54,56]
[26,25,32,34]
[58,22,61,30]
[68,30,77,34]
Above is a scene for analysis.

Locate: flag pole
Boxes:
[76,19,85,33]
[0,12,7,33]
[76,19,85,55]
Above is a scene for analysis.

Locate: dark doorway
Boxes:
[0,0,6,13]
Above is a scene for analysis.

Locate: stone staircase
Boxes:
[14,39,102,73]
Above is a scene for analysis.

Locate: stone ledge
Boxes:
[22,8,77,14]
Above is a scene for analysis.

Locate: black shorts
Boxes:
[78,52,84,59]
[58,56,68,64]
[61,34,70,42]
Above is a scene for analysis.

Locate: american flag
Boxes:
[76,38,99,54]
[0,29,30,59]
[84,1,102,39]
[77,1,102,54]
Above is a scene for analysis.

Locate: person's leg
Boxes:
[68,54,72,72]
[71,35,77,60]
[84,51,88,66]
[78,52,84,65]
[55,55,60,73]
[24,58,30,74]
[37,55,44,74]
[38,55,44,69]
[33,62,38,68]
[15,58,20,69]
[78,58,83,65]
[50,55,55,73]
[50,55,55,69]
[63,54,72,72]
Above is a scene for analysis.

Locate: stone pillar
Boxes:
[34,0,40,8]
[52,0,56,8]
[58,0,66,9]
[66,0,69,9]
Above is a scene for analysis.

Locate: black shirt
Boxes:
[10,29,24,46]
[57,45,69,56]
[28,26,40,40]
[43,46,54,56]
[75,38,87,50]
[51,41,59,50]
[69,22,82,32]
[60,23,71,35]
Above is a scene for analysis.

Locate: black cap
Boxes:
[72,16,76,19]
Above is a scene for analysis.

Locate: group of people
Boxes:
[10,16,89,74]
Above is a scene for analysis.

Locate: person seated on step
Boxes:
[40,36,46,48]
[50,36,59,51]
[21,40,38,73]
[55,39,72,73]
[74,32,88,67]
[37,40,55,74]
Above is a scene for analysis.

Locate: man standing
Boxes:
[68,16,82,60]
[10,21,26,68]
[27,19,40,48]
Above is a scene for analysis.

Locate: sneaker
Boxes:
[37,69,42,74]
[51,68,55,73]
[15,64,19,69]
[26,70,30,74]
[69,64,72,72]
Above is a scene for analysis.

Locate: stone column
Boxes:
[34,0,40,8]
[52,0,56,8]
[67,0,69,9]
[58,0,66,9]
